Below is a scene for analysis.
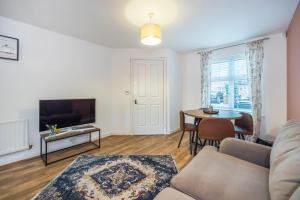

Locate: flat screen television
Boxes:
[39,99,95,132]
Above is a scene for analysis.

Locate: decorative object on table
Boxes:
[33,154,178,200]
[0,35,19,60]
[203,106,219,114]
[46,124,60,139]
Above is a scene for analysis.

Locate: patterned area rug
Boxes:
[33,155,178,200]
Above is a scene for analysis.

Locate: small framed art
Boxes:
[0,35,19,61]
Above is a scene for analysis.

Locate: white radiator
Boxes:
[0,119,30,156]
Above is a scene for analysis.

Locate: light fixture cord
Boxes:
[148,12,154,23]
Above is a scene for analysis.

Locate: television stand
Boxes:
[40,126,100,166]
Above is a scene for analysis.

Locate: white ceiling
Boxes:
[0,0,299,52]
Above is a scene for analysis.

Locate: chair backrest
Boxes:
[179,111,185,130]
[199,118,235,141]
[235,112,253,134]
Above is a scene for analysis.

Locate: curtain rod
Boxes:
[197,37,270,54]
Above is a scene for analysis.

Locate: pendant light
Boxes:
[140,13,162,46]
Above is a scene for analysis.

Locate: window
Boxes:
[209,58,251,112]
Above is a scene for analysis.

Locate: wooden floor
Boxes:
[0,131,193,200]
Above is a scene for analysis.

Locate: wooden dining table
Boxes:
[183,109,242,155]
[183,109,242,120]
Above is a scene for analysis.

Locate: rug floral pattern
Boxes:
[33,155,178,200]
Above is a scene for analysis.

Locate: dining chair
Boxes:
[194,118,235,155]
[178,111,198,154]
[234,112,253,140]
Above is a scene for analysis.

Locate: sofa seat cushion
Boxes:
[171,146,270,200]
[269,120,300,200]
[154,188,195,200]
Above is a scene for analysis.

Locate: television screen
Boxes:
[39,99,95,132]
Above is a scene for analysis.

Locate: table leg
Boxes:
[98,130,101,148]
[189,131,192,154]
[45,141,48,166]
[40,137,42,157]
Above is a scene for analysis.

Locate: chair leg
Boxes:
[189,131,193,154]
[177,131,185,148]
[214,140,219,148]
[193,133,199,156]
[203,139,207,146]
[198,137,203,146]
[241,134,245,140]
[191,131,195,143]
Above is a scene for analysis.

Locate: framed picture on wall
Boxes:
[0,35,19,61]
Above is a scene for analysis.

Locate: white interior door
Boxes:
[132,59,164,134]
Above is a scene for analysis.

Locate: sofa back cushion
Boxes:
[290,186,300,200]
[269,120,300,200]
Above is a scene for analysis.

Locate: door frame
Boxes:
[130,57,167,135]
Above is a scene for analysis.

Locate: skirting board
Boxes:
[108,129,180,136]
[0,131,111,167]
[167,128,181,135]
[0,130,181,166]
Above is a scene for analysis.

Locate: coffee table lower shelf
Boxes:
[40,128,100,166]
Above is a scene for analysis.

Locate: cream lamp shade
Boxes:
[140,13,162,46]
[140,23,161,46]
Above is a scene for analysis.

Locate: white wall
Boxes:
[0,17,182,165]
[181,33,287,139]
[262,33,287,139]
[110,48,181,134]
[166,50,182,131]
[181,53,201,110]
[0,16,286,166]
[0,17,113,165]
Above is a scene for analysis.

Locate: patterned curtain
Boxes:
[200,51,212,108]
[245,40,264,139]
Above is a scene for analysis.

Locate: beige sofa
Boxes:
[155,120,300,200]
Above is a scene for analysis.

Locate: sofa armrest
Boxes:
[219,138,271,168]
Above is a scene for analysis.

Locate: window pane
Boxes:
[209,58,252,112]
[211,62,229,79]
[210,81,230,109]
[234,79,251,110]
[234,59,247,78]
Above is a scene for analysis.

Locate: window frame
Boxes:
[208,57,252,113]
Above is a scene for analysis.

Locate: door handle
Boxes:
[134,99,138,104]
